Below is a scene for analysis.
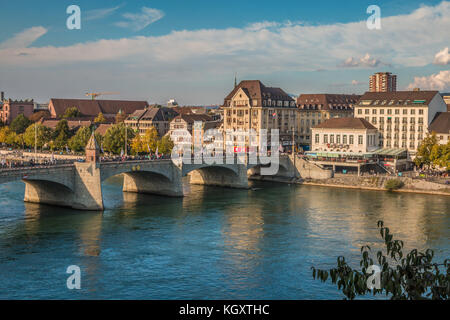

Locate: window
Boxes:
[358,135,363,145]
[336,135,341,144]
[330,134,334,143]
[365,109,370,115]
[315,134,319,143]
[372,109,377,114]
[343,135,347,144]
[380,109,384,114]
[357,109,362,115]
[387,109,392,115]
[349,135,354,145]
[419,109,424,115]
[323,134,328,143]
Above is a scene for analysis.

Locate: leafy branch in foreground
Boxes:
[311,221,449,300]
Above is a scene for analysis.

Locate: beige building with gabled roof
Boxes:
[223,80,297,151]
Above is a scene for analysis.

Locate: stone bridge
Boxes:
[0,135,332,210]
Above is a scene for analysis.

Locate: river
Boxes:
[0,177,449,299]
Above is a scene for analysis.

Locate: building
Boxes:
[47,99,149,119]
[39,118,93,131]
[441,93,450,112]
[223,80,297,151]
[169,114,215,149]
[296,94,360,149]
[125,106,178,137]
[311,118,380,154]
[369,72,397,92]
[429,112,450,145]
[0,92,34,124]
[354,91,448,154]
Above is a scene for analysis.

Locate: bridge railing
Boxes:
[0,163,75,174]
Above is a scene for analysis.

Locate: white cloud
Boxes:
[85,5,122,21]
[433,47,450,65]
[407,70,450,91]
[0,26,47,49]
[341,53,384,68]
[352,80,364,86]
[1,2,450,103]
[115,7,164,31]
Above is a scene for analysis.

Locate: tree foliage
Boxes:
[68,126,92,152]
[103,123,135,154]
[312,221,449,300]
[23,124,53,149]
[384,179,405,191]
[10,114,32,134]
[157,135,174,155]
[62,107,81,119]
[414,132,449,170]
[94,112,107,123]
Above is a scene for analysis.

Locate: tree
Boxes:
[102,123,135,154]
[0,126,13,144]
[142,127,159,153]
[384,179,404,191]
[68,126,92,152]
[53,120,71,150]
[10,114,32,134]
[94,112,107,123]
[414,133,438,167]
[23,124,53,149]
[131,133,144,154]
[157,135,174,155]
[312,221,449,300]
[62,107,81,119]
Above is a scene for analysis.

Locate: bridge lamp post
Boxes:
[34,123,37,163]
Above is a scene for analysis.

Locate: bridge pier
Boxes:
[122,167,183,197]
[24,180,75,208]
[188,164,249,189]
[72,162,104,211]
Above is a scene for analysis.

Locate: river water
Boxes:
[0,177,449,299]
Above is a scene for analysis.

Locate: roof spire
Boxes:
[234,73,237,88]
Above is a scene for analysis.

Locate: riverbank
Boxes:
[249,174,450,196]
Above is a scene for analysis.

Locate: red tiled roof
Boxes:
[314,117,377,130]
[224,80,294,106]
[48,99,148,118]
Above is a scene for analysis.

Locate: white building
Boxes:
[311,118,379,154]
[354,91,447,155]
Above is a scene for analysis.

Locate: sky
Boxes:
[0,0,449,105]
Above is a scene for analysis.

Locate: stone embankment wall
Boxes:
[303,174,450,195]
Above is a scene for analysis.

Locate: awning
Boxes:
[372,148,408,157]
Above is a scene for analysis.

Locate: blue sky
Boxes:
[0,0,449,104]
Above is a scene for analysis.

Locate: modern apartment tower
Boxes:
[369,72,397,92]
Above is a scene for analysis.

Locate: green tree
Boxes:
[23,124,53,149]
[312,221,449,300]
[52,120,71,150]
[414,132,438,167]
[131,133,144,154]
[157,135,174,155]
[94,112,107,123]
[10,114,32,134]
[142,127,159,153]
[68,126,92,152]
[0,126,12,144]
[102,123,135,154]
[62,107,81,119]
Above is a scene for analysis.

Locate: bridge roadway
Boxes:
[0,155,309,211]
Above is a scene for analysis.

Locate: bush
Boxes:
[384,179,404,191]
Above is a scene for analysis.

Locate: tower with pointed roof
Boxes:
[85,132,99,163]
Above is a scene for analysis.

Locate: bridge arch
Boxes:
[183,163,248,189]
[23,179,75,208]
